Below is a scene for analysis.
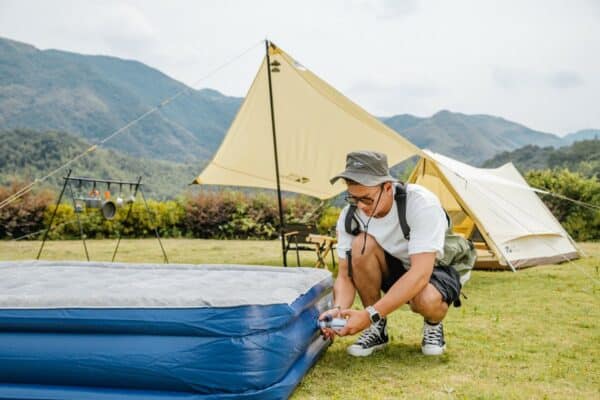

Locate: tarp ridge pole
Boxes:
[265,39,287,267]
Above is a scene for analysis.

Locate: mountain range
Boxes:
[559,129,600,145]
[382,111,572,164]
[0,36,597,197]
[0,37,241,163]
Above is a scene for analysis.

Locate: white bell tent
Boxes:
[408,151,579,270]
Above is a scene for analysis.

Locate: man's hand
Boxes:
[337,309,371,336]
[318,307,342,340]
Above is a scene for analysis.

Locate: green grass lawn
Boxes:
[1,240,599,399]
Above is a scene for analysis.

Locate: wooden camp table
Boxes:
[306,234,337,269]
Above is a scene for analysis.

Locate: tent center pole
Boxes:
[265,40,287,267]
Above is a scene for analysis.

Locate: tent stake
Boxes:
[265,39,287,267]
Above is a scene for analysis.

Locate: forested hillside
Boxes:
[0,37,241,163]
[0,129,196,199]
[482,139,600,178]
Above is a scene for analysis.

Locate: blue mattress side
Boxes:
[0,335,329,400]
[0,283,333,394]
[0,306,323,394]
[0,279,332,336]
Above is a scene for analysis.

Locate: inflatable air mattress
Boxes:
[0,261,333,399]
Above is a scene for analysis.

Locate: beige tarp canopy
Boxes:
[194,42,578,270]
[193,43,422,199]
[409,151,579,270]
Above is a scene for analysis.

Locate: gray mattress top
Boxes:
[0,260,333,309]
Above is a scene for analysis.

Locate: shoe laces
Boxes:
[356,322,383,346]
[423,323,443,345]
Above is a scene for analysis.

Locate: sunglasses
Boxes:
[344,185,384,206]
[344,184,386,255]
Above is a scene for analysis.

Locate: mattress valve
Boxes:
[317,314,347,330]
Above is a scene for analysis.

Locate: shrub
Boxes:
[182,191,240,238]
[526,169,600,241]
[318,206,341,235]
[0,181,54,239]
[182,191,323,239]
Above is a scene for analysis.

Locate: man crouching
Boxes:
[320,151,468,356]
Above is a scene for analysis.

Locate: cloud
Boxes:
[348,0,419,20]
[585,0,600,17]
[547,70,584,89]
[102,4,157,51]
[492,67,538,89]
[69,2,159,59]
[349,80,440,98]
[345,79,442,117]
[375,0,419,20]
[493,67,584,90]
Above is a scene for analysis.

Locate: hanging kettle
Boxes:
[101,200,117,220]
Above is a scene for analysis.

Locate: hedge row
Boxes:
[1,170,598,241]
[0,184,339,240]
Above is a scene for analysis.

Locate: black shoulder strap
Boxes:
[397,183,452,235]
[344,185,411,239]
[394,183,411,240]
[344,205,362,235]
[344,183,424,241]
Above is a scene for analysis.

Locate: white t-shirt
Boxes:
[336,184,447,267]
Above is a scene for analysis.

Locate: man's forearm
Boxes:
[373,269,427,317]
[333,260,356,308]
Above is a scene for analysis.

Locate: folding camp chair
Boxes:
[283,223,336,268]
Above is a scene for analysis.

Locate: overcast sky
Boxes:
[1,0,598,135]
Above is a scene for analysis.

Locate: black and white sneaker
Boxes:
[347,318,388,357]
[421,320,446,356]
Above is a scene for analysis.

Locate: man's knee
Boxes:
[350,234,381,267]
[409,284,444,314]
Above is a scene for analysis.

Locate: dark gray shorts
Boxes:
[382,251,462,307]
